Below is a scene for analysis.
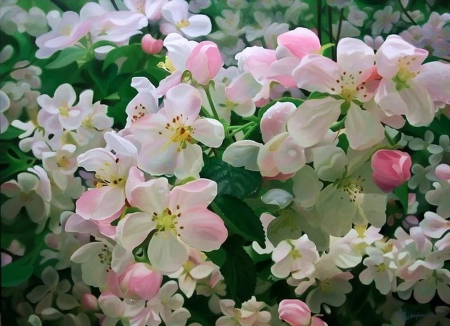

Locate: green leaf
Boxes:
[45,47,88,69]
[0,125,23,140]
[393,182,409,213]
[103,43,146,73]
[200,157,262,198]
[205,247,227,267]
[0,143,36,182]
[267,208,303,247]
[212,195,265,247]
[220,235,257,303]
[307,91,329,100]
[1,256,33,287]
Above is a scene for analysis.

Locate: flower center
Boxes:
[98,244,113,272]
[161,114,195,152]
[337,175,365,202]
[94,160,126,188]
[331,70,369,102]
[152,206,183,234]
[392,57,419,91]
[175,19,190,29]
[157,56,176,73]
[375,263,387,273]
[319,279,333,292]
[57,156,70,168]
[355,224,368,238]
[58,102,70,117]
[60,25,72,36]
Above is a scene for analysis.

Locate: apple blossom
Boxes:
[160,0,212,38]
[117,177,227,274]
[35,11,90,59]
[375,35,450,126]
[132,83,224,179]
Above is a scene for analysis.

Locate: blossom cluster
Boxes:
[1,1,449,326]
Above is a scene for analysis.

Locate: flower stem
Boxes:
[385,130,397,146]
[203,85,220,121]
[317,0,322,44]
[243,123,259,140]
[398,0,417,25]
[110,0,119,11]
[335,8,344,45]
[228,122,256,137]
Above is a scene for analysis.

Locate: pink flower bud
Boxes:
[81,293,99,311]
[141,34,164,54]
[186,41,223,85]
[435,163,450,181]
[371,149,412,192]
[118,263,163,300]
[278,299,312,326]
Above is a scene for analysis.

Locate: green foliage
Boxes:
[0,126,24,140]
[220,235,257,303]
[45,47,88,69]
[0,143,36,183]
[393,182,409,213]
[212,195,265,247]
[201,156,262,198]
[267,208,303,247]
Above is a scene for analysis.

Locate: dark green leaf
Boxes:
[393,182,409,213]
[0,143,36,182]
[201,157,262,198]
[1,256,33,287]
[0,125,23,140]
[212,195,265,247]
[45,47,88,69]
[103,43,146,74]
[205,247,227,267]
[220,235,257,303]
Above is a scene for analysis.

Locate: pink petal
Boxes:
[169,178,217,212]
[76,186,125,220]
[178,207,227,251]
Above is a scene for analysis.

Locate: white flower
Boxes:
[425,181,450,217]
[160,0,211,38]
[372,6,400,35]
[409,164,438,194]
[359,247,397,294]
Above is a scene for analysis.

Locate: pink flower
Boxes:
[278,299,327,326]
[108,263,163,300]
[186,41,223,85]
[117,178,228,274]
[371,149,412,192]
[141,34,164,54]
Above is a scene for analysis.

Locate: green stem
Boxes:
[0,58,37,79]
[335,8,344,45]
[243,123,259,140]
[328,5,335,61]
[110,0,119,11]
[203,85,220,121]
[385,130,397,146]
[228,122,256,138]
[317,0,322,44]
[200,106,213,119]
[397,0,417,25]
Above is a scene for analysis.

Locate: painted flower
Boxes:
[117,177,227,274]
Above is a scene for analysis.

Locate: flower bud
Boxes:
[141,34,164,54]
[278,299,312,326]
[81,293,99,311]
[186,41,223,85]
[117,263,163,300]
[371,149,412,192]
[435,163,450,181]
